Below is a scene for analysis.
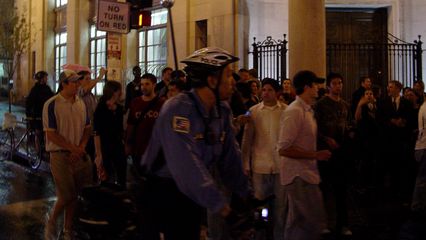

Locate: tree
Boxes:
[0,0,31,112]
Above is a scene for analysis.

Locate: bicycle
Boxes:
[0,114,48,169]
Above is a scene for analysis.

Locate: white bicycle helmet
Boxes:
[181,47,239,69]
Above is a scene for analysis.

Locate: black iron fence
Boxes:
[327,35,423,99]
[249,35,423,100]
[249,35,288,83]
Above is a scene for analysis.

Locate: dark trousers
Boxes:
[138,177,203,240]
[378,135,411,201]
[103,147,127,188]
[319,148,349,231]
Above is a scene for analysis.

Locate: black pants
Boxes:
[319,148,349,232]
[138,177,203,240]
[103,147,127,188]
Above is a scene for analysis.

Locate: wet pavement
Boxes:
[0,159,55,240]
[0,99,55,240]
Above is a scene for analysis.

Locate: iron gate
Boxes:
[327,34,423,99]
[249,35,288,83]
[250,34,423,100]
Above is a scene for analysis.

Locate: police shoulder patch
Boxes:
[172,116,190,133]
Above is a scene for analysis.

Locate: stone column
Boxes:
[288,0,326,78]
[66,0,90,65]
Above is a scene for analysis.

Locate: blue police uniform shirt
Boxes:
[141,90,250,213]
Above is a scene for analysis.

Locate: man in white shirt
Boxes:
[278,70,331,240]
[242,78,287,240]
[43,70,93,240]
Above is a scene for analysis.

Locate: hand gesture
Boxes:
[358,96,369,106]
[99,67,107,77]
[325,137,339,150]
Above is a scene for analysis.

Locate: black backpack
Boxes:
[75,183,138,240]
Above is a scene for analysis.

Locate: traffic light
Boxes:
[130,8,151,29]
[128,0,153,29]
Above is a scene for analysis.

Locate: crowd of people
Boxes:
[23,47,426,240]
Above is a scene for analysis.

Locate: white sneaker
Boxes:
[321,228,331,234]
[341,227,353,236]
[43,214,57,240]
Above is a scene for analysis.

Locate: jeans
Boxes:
[283,177,326,240]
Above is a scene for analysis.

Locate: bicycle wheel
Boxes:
[25,130,42,169]
[0,129,13,161]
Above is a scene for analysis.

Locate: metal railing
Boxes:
[249,34,423,100]
[249,35,288,83]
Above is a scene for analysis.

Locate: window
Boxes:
[195,20,208,50]
[55,0,68,8]
[138,9,168,77]
[89,25,107,96]
[54,32,67,91]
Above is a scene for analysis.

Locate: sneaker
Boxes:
[63,231,73,240]
[61,229,75,240]
[341,227,353,236]
[43,214,57,240]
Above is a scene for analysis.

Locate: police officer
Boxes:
[139,47,250,239]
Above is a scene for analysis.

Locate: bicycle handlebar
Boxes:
[23,117,42,121]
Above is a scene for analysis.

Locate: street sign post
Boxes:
[97,0,130,34]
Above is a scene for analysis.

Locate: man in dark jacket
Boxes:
[26,71,54,131]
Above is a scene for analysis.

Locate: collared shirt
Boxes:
[277,96,320,185]
[242,101,287,174]
[42,93,90,152]
[78,88,97,122]
[141,90,249,213]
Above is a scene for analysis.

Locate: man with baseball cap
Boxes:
[43,69,93,240]
[278,70,331,239]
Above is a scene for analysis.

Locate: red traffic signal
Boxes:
[130,9,151,29]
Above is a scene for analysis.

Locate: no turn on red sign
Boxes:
[97,0,130,34]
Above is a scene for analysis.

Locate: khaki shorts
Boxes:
[50,151,93,205]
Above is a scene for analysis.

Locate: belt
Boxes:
[49,150,71,153]
[49,150,89,162]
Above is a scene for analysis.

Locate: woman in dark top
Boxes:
[94,81,126,188]
[355,89,379,187]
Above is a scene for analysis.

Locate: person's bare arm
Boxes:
[279,145,331,161]
[82,68,107,93]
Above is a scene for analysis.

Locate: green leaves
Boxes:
[0,1,31,80]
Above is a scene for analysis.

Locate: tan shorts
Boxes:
[50,151,93,205]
